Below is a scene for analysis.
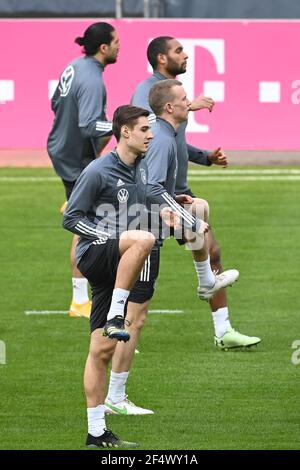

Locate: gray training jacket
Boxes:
[63,151,149,263]
[47,56,112,182]
[64,144,200,262]
[145,118,200,236]
[131,71,212,194]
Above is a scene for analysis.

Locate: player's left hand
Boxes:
[175,194,194,205]
[208,147,228,167]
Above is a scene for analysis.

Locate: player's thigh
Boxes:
[77,240,120,332]
[78,239,120,285]
[119,230,155,255]
[189,198,210,221]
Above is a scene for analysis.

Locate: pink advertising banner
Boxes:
[0,19,299,150]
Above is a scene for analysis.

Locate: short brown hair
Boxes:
[147,36,174,69]
[149,79,182,116]
[112,105,150,141]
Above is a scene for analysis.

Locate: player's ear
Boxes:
[157,53,167,66]
[165,102,174,114]
[99,43,108,54]
[121,125,130,138]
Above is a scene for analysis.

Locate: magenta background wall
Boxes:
[0,19,299,150]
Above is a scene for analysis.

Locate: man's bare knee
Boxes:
[126,311,147,331]
[135,232,155,255]
[126,301,149,331]
[89,331,116,363]
[135,313,147,330]
[120,231,155,255]
[192,198,210,222]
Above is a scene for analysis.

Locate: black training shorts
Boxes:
[129,246,160,304]
[77,238,120,333]
[62,179,76,200]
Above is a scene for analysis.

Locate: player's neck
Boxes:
[155,67,176,80]
[159,114,180,131]
[116,144,138,166]
[93,52,106,68]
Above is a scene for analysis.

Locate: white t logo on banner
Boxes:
[177,39,225,133]
[147,38,225,134]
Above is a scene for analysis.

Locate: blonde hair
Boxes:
[149,79,182,116]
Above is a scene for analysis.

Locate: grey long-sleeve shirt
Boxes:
[131,71,212,194]
[63,151,148,262]
[47,56,112,182]
[145,118,200,235]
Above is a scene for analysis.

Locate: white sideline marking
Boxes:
[188,169,300,175]
[24,309,184,315]
[25,310,67,315]
[1,169,300,184]
[149,309,183,314]
[188,176,300,181]
[0,177,59,182]
[3,175,299,183]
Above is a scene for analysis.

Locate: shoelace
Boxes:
[218,272,230,280]
[199,269,219,292]
[102,429,120,444]
[222,328,235,335]
[124,395,136,407]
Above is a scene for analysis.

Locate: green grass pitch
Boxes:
[0,166,299,450]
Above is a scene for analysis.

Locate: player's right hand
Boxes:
[190,95,215,112]
[160,207,180,229]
